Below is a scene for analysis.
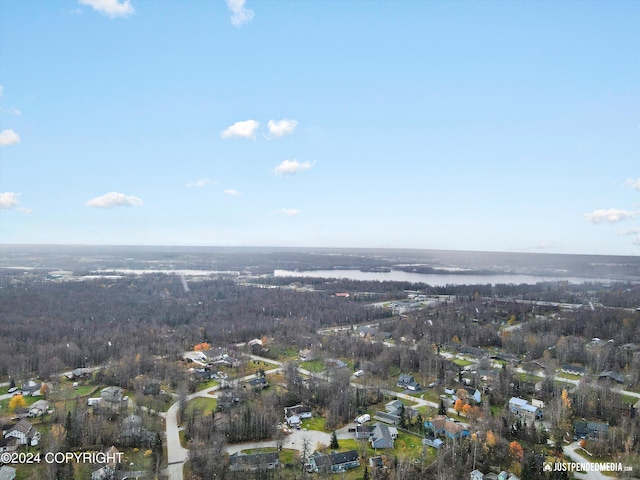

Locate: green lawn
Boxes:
[301,415,326,432]
[186,396,217,416]
[452,358,474,367]
[555,371,583,381]
[241,447,298,465]
[300,360,326,373]
[196,378,219,391]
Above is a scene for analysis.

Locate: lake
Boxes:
[273,269,614,286]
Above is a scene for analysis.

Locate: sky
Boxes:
[0,0,638,256]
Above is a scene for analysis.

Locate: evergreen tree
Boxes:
[330,430,339,449]
[438,399,446,416]
[363,466,370,480]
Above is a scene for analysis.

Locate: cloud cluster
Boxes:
[185,178,211,188]
[279,208,300,217]
[584,208,636,224]
[221,118,298,140]
[0,129,20,147]
[268,119,298,137]
[86,192,144,208]
[221,119,260,140]
[78,0,134,18]
[626,178,640,191]
[273,159,313,177]
[224,189,240,196]
[0,192,20,209]
[226,0,254,27]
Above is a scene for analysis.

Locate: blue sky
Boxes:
[0,0,638,255]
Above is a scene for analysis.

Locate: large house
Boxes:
[100,386,126,411]
[397,374,420,391]
[369,423,397,449]
[424,416,469,440]
[508,397,542,424]
[574,421,609,440]
[229,452,280,472]
[2,420,40,447]
[308,450,360,474]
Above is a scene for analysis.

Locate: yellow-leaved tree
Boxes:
[9,394,26,412]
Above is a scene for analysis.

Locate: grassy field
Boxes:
[241,447,298,465]
[452,358,474,367]
[186,396,217,416]
[300,360,326,373]
[300,415,327,432]
[555,371,583,381]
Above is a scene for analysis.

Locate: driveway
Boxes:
[562,441,609,480]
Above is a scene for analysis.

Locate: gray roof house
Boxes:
[397,374,420,391]
[308,450,360,474]
[369,423,397,449]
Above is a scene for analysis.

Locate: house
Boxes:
[28,400,50,417]
[369,456,384,469]
[0,437,19,454]
[91,466,114,480]
[286,415,301,427]
[470,470,484,480]
[369,423,397,449]
[385,399,404,414]
[101,386,124,404]
[508,397,542,424]
[598,370,625,384]
[374,411,401,425]
[448,387,482,404]
[358,326,377,337]
[20,381,41,397]
[247,377,269,390]
[308,450,360,474]
[284,404,312,419]
[397,374,420,391]
[0,466,17,480]
[4,420,40,447]
[298,348,315,361]
[65,367,93,380]
[142,380,162,396]
[354,424,375,439]
[574,421,609,440]
[561,364,587,376]
[422,435,444,449]
[229,451,280,472]
[424,416,469,440]
[121,414,142,438]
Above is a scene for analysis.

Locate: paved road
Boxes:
[563,441,609,480]
[162,365,281,480]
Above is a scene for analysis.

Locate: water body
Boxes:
[273,269,614,286]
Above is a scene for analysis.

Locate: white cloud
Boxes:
[279,208,300,217]
[619,227,640,236]
[0,192,20,209]
[226,0,254,27]
[633,236,640,246]
[584,208,636,223]
[268,118,298,137]
[224,189,240,196]
[221,119,259,140]
[0,86,3,97]
[86,192,144,208]
[0,129,20,147]
[186,178,211,188]
[273,159,313,177]
[626,178,640,191]
[78,0,134,18]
